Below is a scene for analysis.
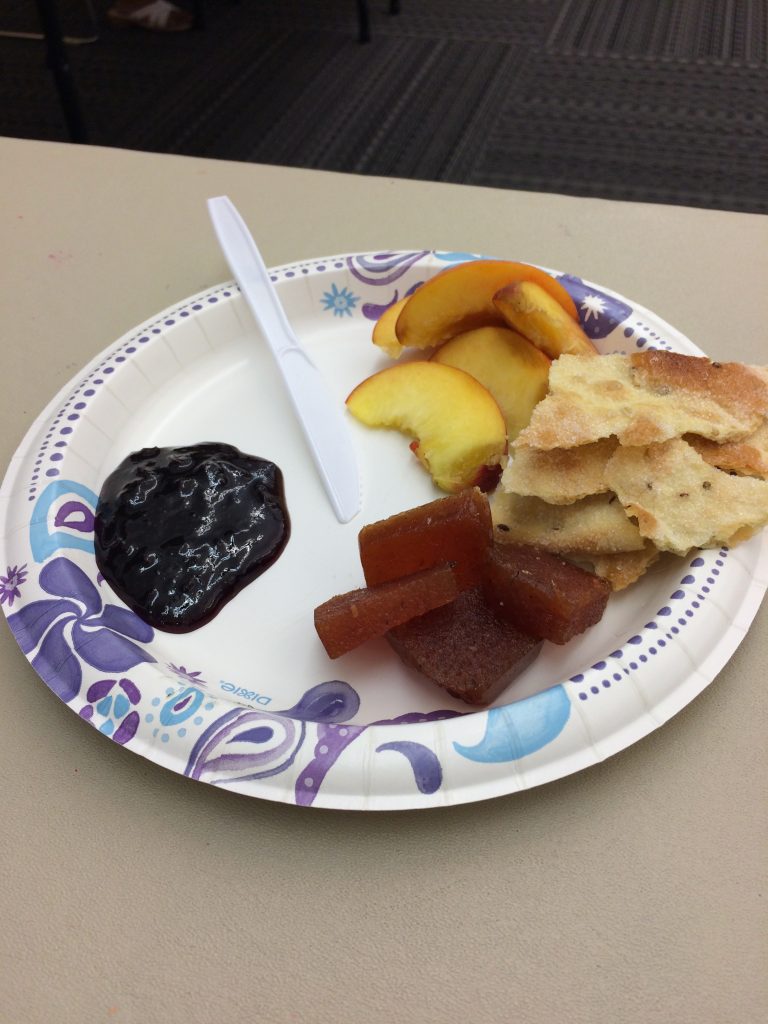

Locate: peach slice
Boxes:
[372,296,410,359]
[394,260,578,352]
[346,361,507,493]
[431,326,551,441]
[493,281,598,359]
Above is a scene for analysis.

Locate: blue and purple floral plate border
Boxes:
[1,251,766,811]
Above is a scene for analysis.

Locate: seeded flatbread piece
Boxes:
[586,543,662,591]
[501,438,617,504]
[516,352,768,451]
[491,490,646,555]
[631,350,768,423]
[687,421,768,479]
[604,438,768,555]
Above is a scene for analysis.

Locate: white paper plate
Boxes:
[2,250,766,810]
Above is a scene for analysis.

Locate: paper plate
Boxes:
[2,251,766,810]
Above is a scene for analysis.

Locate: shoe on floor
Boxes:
[106,0,194,32]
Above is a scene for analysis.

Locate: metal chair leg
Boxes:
[33,0,88,143]
[357,0,370,43]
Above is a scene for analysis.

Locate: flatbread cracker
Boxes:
[632,350,768,423]
[516,352,768,451]
[501,438,617,504]
[687,421,768,479]
[604,438,768,555]
[491,490,646,555]
[587,543,661,591]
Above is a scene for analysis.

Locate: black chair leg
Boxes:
[33,0,88,143]
[390,0,400,13]
[357,0,370,43]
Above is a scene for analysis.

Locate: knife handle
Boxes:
[208,196,302,359]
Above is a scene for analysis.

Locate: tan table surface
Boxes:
[1,136,766,1024]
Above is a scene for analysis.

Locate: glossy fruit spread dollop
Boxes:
[94,443,289,632]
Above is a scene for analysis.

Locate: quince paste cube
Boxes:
[359,488,492,591]
[387,587,541,706]
[483,544,610,644]
[314,563,458,659]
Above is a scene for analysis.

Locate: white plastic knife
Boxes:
[207,195,361,523]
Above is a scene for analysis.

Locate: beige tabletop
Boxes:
[1,136,766,1024]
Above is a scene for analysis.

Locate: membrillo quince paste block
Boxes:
[359,488,493,591]
[314,563,458,660]
[482,543,611,645]
[387,587,542,707]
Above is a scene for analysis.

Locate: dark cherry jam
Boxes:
[94,444,289,632]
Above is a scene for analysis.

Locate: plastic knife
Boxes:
[207,195,361,523]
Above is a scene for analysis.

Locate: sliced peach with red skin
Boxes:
[431,325,551,441]
[493,281,597,359]
[346,361,507,493]
[393,260,578,352]
[372,296,409,359]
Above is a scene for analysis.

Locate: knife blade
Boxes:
[207,195,361,523]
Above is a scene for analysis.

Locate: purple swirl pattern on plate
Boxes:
[295,707,462,806]
[186,681,365,800]
[347,251,428,287]
[282,679,360,723]
[347,251,430,322]
[294,721,366,805]
[183,685,458,805]
[375,741,443,794]
[185,708,305,785]
[79,676,141,743]
[362,282,422,322]
[7,556,155,703]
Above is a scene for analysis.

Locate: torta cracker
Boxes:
[604,438,768,555]
[586,543,662,591]
[516,352,768,451]
[491,490,646,555]
[501,438,617,504]
[687,421,768,479]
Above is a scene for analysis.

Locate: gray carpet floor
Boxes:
[1,0,767,212]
